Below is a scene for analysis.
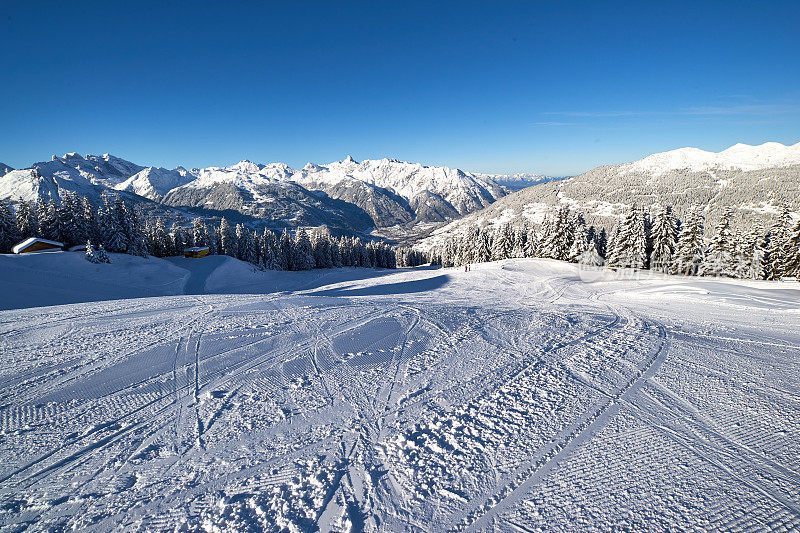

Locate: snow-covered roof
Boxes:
[12,237,64,254]
[184,246,210,252]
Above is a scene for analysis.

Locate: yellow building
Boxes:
[184,246,210,258]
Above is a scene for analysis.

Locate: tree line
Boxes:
[0,193,428,269]
[431,204,800,280]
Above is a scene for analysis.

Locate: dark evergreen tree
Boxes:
[0,200,17,253]
[219,218,236,257]
[261,228,278,270]
[278,228,292,270]
[15,200,36,241]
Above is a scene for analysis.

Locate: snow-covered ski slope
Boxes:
[1,258,799,531]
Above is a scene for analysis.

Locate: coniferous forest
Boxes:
[2,193,799,280]
[0,193,428,269]
[431,204,800,280]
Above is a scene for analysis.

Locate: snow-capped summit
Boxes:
[291,157,507,217]
[115,166,195,200]
[0,153,145,203]
[623,141,800,175]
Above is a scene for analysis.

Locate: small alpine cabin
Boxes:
[12,238,64,254]
[184,246,210,258]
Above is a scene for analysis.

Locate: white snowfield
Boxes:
[623,141,800,175]
[1,256,799,531]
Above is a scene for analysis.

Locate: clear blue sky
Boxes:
[2,1,799,176]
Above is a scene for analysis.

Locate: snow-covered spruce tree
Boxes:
[604,224,620,266]
[188,218,205,248]
[671,209,704,276]
[219,218,236,257]
[57,192,78,246]
[124,203,148,257]
[338,237,352,267]
[261,228,278,270]
[330,237,342,267]
[541,207,573,261]
[67,194,89,246]
[608,211,634,268]
[291,229,314,270]
[730,227,750,279]
[491,224,512,261]
[38,198,60,243]
[244,229,259,266]
[172,224,188,255]
[234,223,248,260]
[748,230,767,280]
[736,224,762,279]
[312,231,332,268]
[145,217,169,257]
[595,228,608,259]
[770,205,792,279]
[359,238,371,267]
[81,196,100,245]
[438,239,452,267]
[766,205,793,279]
[511,227,527,259]
[100,196,127,253]
[85,240,102,263]
[783,219,800,279]
[624,206,649,270]
[474,228,492,263]
[95,243,111,263]
[524,225,539,258]
[649,206,678,273]
[578,239,604,266]
[699,209,735,277]
[0,200,17,253]
[366,242,377,268]
[759,232,777,280]
[568,221,589,263]
[14,200,37,240]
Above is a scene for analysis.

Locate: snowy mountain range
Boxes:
[421,141,800,246]
[622,141,800,175]
[0,153,520,235]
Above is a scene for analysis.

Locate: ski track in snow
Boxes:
[0,258,799,532]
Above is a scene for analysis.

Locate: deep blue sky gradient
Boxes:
[2,1,799,175]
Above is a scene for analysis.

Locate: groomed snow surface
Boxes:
[1,255,799,531]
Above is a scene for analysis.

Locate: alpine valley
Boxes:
[0,154,525,239]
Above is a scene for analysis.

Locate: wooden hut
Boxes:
[12,238,64,254]
[184,246,210,258]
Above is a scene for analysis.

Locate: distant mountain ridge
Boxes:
[0,152,545,237]
[420,141,800,247]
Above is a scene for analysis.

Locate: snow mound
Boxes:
[0,252,188,310]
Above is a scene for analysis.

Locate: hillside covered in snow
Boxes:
[0,257,798,531]
[422,141,800,246]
